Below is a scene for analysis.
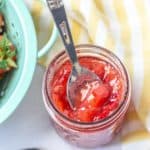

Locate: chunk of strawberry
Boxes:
[93,84,111,98]
[52,93,68,113]
[80,58,105,78]
[77,83,111,114]
[53,85,66,96]
[89,83,111,108]
[76,107,97,122]
[92,61,105,78]
[104,65,119,82]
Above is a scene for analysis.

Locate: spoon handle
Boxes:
[46,0,78,65]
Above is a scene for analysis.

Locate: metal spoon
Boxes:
[46,0,101,109]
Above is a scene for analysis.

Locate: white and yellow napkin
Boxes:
[24,0,150,149]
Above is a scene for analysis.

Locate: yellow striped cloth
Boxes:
[25,0,150,149]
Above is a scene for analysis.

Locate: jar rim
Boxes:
[43,44,131,128]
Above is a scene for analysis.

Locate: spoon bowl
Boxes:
[67,64,101,109]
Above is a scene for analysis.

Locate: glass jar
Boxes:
[42,44,131,148]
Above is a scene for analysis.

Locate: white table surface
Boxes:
[0,65,121,150]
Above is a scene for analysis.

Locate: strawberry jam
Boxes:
[43,45,131,148]
[51,57,124,122]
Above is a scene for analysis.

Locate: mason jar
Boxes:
[42,44,131,148]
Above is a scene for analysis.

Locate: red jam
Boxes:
[50,57,124,123]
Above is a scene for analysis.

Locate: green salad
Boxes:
[0,13,17,97]
[0,35,17,79]
[0,14,17,80]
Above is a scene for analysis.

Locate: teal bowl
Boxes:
[0,0,57,123]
